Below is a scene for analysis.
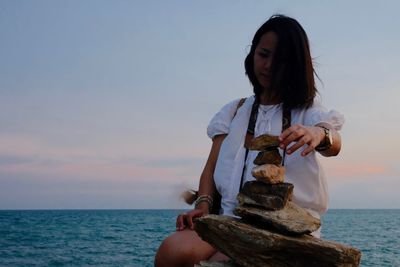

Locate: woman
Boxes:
[155,14,344,266]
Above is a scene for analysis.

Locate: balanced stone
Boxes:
[251,164,285,184]
[234,201,321,235]
[239,181,293,210]
[253,148,282,165]
[194,215,362,267]
[246,134,280,151]
[237,193,290,211]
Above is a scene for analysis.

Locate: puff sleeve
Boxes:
[303,100,345,130]
[207,98,242,139]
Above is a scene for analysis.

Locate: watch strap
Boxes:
[315,126,332,151]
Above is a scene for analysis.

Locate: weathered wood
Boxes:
[234,201,321,235]
[195,215,361,267]
[251,164,285,184]
[246,134,280,151]
[254,148,282,165]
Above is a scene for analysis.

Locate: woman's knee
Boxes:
[155,234,181,267]
[154,230,215,267]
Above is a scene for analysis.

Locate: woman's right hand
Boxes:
[176,208,207,231]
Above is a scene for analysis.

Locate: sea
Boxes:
[0,209,398,267]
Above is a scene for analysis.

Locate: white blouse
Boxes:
[207,96,345,219]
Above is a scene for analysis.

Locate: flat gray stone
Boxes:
[237,193,288,211]
[253,148,282,165]
[246,134,280,151]
[234,201,321,235]
[241,181,293,210]
[251,164,285,184]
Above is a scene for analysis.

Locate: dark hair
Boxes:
[244,14,317,109]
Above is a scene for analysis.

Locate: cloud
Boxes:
[0,133,207,165]
[324,161,387,180]
[0,146,200,209]
[0,154,38,165]
[0,133,201,209]
[140,157,204,169]
[329,175,400,209]
[318,152,395,183]
[0,160,179,183]
[0,134,98,162]
[0,134,43,157]
[4,133,396,209]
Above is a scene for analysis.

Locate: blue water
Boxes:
[0,209,398,266]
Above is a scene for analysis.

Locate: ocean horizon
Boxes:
[1,209,399,266]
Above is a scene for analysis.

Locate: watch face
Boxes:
[327,129,333,145]
[316,126,332,151]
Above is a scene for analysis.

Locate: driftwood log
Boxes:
[195,215,361,267]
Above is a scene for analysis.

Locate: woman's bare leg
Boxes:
[155,229,216,267]
[208,251,230,262]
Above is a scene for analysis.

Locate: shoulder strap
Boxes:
[281,106,291,166]
[240,98,259,189]
[282,106,291,131]
[240,99,291,189]
[233,98,246,118]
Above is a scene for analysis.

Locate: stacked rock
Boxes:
[194,134,362,267]
[235,134,321,236]
[248,134,285,185]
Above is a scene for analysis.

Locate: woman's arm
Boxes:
[176,134,226,230]
[196,134,227,213]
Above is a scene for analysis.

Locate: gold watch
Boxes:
[315,126,333,151]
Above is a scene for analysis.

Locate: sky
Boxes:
[0,0,399,209]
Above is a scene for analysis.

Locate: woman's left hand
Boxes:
[279,124,324,157]
[176,209,205,231]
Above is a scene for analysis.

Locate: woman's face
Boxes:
[253,31,278,89]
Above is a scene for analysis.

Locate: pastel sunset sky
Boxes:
[1,0,399,209]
